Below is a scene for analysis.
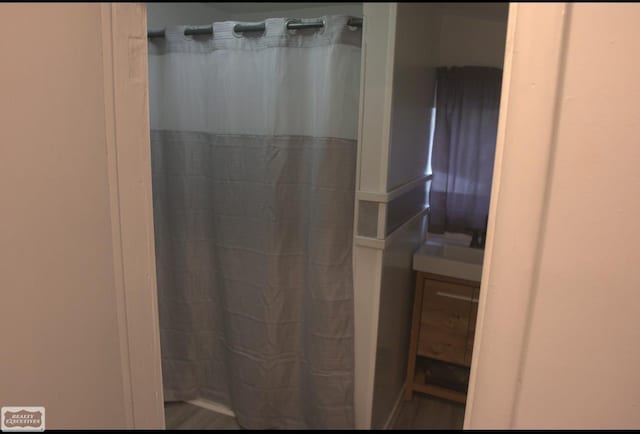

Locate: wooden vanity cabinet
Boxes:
[404,272,480,403]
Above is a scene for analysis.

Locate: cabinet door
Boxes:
[418,278,475,366]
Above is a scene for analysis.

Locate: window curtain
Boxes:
[147,16,361,429]
[428,66,503,234]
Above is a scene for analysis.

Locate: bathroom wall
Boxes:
[221,3,362,21]
[146,3,362,29]
[146,3,228,28]
[384,6,440,192]
[369,4,440,429]
[353,5,397,427]
[466,3,640,428]
[437,10,508,68]
[0,3,162,429]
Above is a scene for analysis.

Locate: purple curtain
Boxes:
[428,66,503,234]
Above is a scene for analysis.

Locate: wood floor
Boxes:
[165,394,464,430]
[392,394,466,430]
[164,402,241,430]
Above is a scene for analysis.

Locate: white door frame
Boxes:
[464,3,570,428]
[108,2,570,429]
[102,3,165,429]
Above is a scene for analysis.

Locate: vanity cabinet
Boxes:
[405,271,480,403]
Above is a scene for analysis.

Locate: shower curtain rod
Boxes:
[147,17,363,38]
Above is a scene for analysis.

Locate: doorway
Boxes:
[136,0,506,426]
[351,3,510,429]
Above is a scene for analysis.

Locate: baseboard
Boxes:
[382,385,405,430]
[187,398,236,418]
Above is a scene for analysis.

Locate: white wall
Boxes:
[146,2,228,28]
[437,12,507,68]
[0,3,163,429]
[509,3,640,427]
[226,4,362,21]
[352,5,397,427]
[370,3,440,429]
[466,3,640,429]
[371,216,427,428]
[353,3,439,428]
[385,6,440,191]
[146,3,361,29]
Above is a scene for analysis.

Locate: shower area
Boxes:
[146,4,362,430]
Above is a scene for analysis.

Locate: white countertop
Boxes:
[413,240,484,282]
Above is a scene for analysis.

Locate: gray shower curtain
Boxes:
[148,16,361,429]
[429,66,503,234]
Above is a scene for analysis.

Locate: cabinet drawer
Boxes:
[418,279,475,366]
[418,323,467,365]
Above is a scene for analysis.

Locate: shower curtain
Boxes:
[148,16,361,429]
